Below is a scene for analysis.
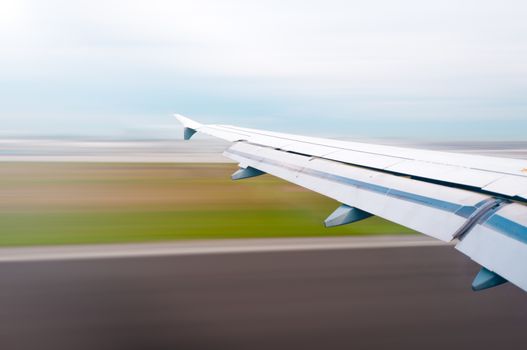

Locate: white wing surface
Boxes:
[175,114,527,292]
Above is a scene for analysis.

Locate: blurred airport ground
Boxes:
[0,162,415,246]
[2,137,527,162]
[1,139,526,246]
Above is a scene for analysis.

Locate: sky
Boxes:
[1,0,526,140]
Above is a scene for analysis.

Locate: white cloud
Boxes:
[0,0,526,136]
[4,1,526,83]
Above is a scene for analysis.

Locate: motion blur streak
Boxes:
[0,236,450,262]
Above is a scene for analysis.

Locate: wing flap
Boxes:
[174,115,527,200]
[216,124,527,177]
[482,176,527,198]
[386,160,504,188]
[322,149,405,169]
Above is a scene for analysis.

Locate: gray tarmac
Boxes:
[0,244,526,350]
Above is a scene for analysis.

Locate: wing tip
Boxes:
[173,113,202,130]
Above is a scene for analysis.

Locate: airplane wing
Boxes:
[175,114,527,292]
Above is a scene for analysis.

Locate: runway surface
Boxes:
[0,241,525,350]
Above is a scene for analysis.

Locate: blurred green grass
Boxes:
[0,163,416,246]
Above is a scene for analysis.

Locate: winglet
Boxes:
[174,114,203,141]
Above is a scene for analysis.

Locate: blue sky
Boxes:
[1,0,526,140]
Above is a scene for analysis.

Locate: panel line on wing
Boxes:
[232,141,526,204]
[219,125,527,179]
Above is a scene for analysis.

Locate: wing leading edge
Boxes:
[175,114,527,292]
